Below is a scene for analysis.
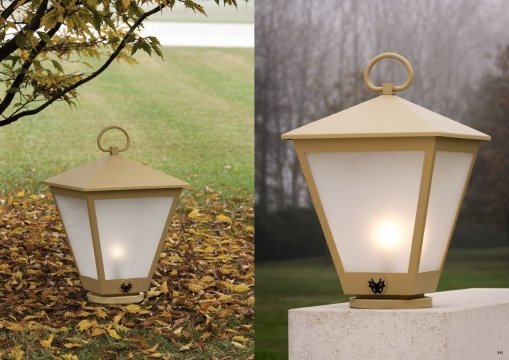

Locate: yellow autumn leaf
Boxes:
[0,263,11,272]
[125,304,141,314]
[6,322,24,332]
[218,293,233,302]
[178,343,192,351]
[154,319,170,327]
[113,312,124,324]
[231,340,246,349]
[76,319,93,331]
[107,328,122,340]
[10,346,24,360]
[124,304,150,315]
[59,355,79,360]
[40,334,54,348]
[16,190,25,198]
[160,280,169,294]
[63,337,88,348]
[233,283,251,293]
[201,275,214,283]
[76,311,92,318]
[187,209,202,219]
[65,336,89,344]
[223,282,251,293]
[146,344,159,352]
[113,322,129,333]
[232,335,249,344]
[148,353,165,358]
[202,245,215,253]
[167,255,182,263]
[215,214,233,224]
[199,300,218,313]
[27,321,43,331]
[220,264,236,275]
[94,307,108,318]
[140,343,162,356]
[187,283,203,293]
[147,289,162,299]
[200,331,211,340]
[90,327,105,337]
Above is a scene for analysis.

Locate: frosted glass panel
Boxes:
[419,152,473,272]
[54,195,97,279]
[95,196,173,280]
[307,151,424,273]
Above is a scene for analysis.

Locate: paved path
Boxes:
[141,22,254,48]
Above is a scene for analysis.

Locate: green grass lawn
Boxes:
[0,47,253,201]
[255,247,509,360]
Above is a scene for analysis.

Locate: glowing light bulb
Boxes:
[110,244,125,259]
[374,219,402,251]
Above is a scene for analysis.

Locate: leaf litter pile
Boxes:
[0,190,254,359]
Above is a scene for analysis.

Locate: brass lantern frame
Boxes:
[293,137,480,308]
[46,126,190,304]
[50,187,182,299]
[282,53,490,308]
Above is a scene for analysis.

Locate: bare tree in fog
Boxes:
[257,0,503,212]
[462,45,509,245]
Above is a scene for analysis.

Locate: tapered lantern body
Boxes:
[282,53,490,308]
[45,126,189,304]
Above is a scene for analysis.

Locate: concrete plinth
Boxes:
[289,288,509,360]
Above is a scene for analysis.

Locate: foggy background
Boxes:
[255,0,509,261]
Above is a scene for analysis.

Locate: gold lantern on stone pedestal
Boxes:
[282,53,490,309]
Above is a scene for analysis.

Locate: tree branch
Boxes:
[44,36,109,52]
[0,0,30,20]
[0,0,49,62]
[0,22,62,115]
[0,4,167,127]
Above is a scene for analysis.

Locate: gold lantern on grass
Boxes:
[46,126,189,304]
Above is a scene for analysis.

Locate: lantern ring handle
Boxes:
[97,125,130,155]
[363,53,414,95]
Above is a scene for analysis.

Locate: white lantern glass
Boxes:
[419,151,474,272]
[54,194,98,279]
[307,150,424,273]
[94,196,174,280]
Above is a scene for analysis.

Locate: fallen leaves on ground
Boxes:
[0,189,254,359]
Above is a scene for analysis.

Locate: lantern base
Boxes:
[87,292,144,304]
[349,295,432,309]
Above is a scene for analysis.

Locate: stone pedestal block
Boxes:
[289,288,509,360]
